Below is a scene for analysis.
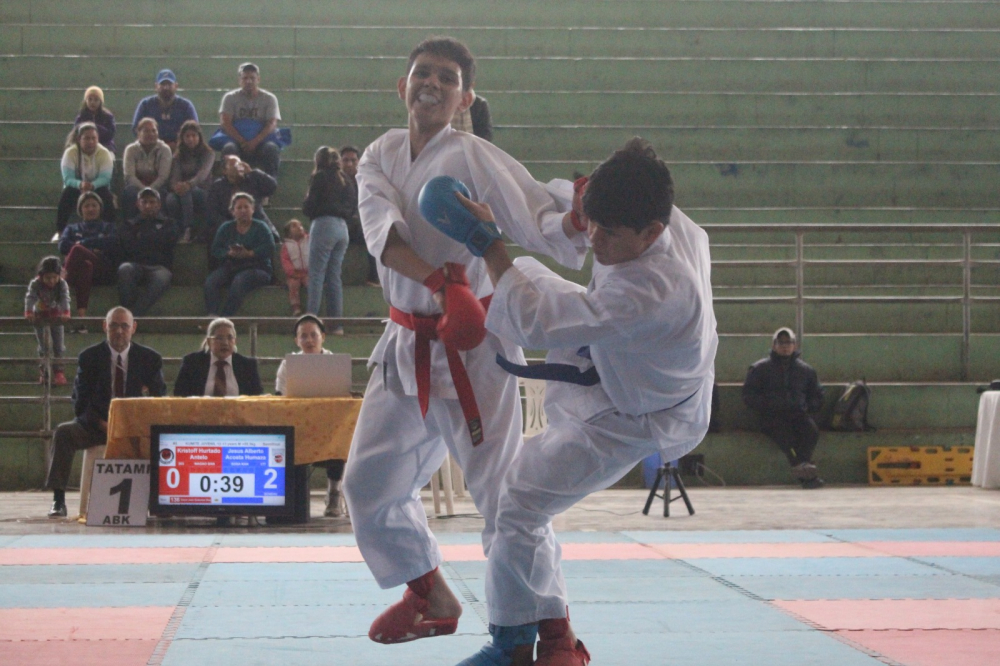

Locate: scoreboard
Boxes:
[150,426,295,517]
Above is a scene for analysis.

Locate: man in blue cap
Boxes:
[132,69,200,151]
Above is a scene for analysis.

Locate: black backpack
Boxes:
[830,380,873,431]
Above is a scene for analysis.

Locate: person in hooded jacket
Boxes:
[742,327,825,488]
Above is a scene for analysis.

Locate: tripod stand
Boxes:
[642,462,695,517]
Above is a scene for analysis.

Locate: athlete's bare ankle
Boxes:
[424,569,463,619]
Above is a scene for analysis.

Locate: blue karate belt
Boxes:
[495,346,600,386]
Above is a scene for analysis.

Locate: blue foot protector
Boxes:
[456,623,539,666]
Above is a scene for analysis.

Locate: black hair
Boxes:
[66,121,99,149]
[282,218,304,239]
[313,146,347,187]
[339,145,361,159]
[407,37,475,91]
[294,314,325,336]
[582,137,674,232]
[176,119,212,159]
[36,255,62,277]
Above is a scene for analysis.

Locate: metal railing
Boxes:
[2,223,999,437]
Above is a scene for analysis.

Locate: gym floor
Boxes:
[2,486,999,665]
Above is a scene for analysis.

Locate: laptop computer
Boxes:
[283,353,353,398]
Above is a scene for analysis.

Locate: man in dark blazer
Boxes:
[174,317,263,397]
[46,306,166,517]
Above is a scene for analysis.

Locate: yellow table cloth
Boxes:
[106,396,361,464]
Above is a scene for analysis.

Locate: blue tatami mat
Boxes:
[9,534,217,548]
[687,556,945,578]
[914,556,1000,576]
[190,579,402,607]
[162,635,495,666]
[175,603,489,640]
[623,530,836,544]
[0,563,201,584]
[217,533,359,547]
[570,599,809,634]
[0,582,188,608]
[463,575,749,604]
[724,574,1000,600]
[818,528,1000,542]
[200,562,374,582]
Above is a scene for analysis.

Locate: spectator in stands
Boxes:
[117,188,179,316]
[122,117,172,221]
[204,193,276,317]
[218,62,283,179]
[450,89,494,142]
[25,255,71,387]
[340,144,379,287]
[303,146,355,331]
[742,327,826,489]
[73,86,116,154]
[165,120,215,243]
[131,69,199,151]
[280,219,309,316]
[45,306,165,518]
[173,317,263,397]
[207,155,279,243]
[57,122,115,233]
[59,192,120,324]
[274,314,346,516]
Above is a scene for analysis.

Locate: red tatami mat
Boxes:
[0,607,174,641]
[648,542,882,559]
[211,545,365,563]
[4,639,158,666]
[0,547,208,566]
[773,599,1000,630]
[858,541,1000,558]
[561,543,663,560]
[838,629,1000,666]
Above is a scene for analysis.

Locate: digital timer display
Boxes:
[156,433,287,506]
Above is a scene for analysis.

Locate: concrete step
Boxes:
[5,159,999,209]
[4,54,998,94]
[10,121,1000,163]
[5,24,999,59]
[2,89,995,129]
[4,0,998,30]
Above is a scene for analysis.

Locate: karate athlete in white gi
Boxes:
[444,138,719,666]
[341,37,584,647]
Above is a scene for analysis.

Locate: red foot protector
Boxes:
[536,617,592,666]
[368,568,459,644]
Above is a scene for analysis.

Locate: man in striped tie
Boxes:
[44,307,166,518]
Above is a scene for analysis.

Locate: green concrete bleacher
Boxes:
[1,0,998,490]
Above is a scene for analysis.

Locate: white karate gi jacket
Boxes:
[357,125,580,399]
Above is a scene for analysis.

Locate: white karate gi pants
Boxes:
[343,346,524,590]
[485,408,696,626]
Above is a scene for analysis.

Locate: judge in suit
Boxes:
[173,317,263,397]
[46,306,166,518]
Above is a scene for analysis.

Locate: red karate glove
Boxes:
[424,263,486,351]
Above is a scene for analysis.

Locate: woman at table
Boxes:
[274,314,346,517]
[173,317,263,397]
[204,193,276,317]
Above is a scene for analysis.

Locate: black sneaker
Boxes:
[47,501,67,518]
[801,478,825,490]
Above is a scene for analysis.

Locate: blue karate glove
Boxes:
[418,176,501,257]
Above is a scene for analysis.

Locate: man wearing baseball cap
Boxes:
[217,62,283,180]
[742,327,826,488]
[131,69,200,150]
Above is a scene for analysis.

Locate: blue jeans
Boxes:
[204,264,271,316]
[221,141,281,179]
[307,216,349,318]
[165,187,208,233]
[117,263,172,316]
[34,323,65,372]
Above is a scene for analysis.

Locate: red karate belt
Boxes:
[389,295,492,446]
